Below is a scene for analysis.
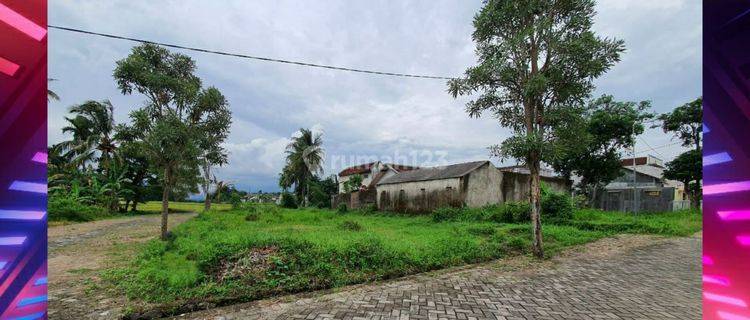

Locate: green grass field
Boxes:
[104,204,701,315]
[136,201,232,214]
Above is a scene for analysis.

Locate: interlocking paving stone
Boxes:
[179,236,700,320]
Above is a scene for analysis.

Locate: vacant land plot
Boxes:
[136,201,232,214]
[103,204,701,317]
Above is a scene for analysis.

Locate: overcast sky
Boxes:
[49,0,701,193]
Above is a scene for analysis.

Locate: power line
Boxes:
[48,25,456,80]
[638,136,665,159]
[634,141,681,155]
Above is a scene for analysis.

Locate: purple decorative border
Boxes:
[0,0,47,319]
[704,1,750,319]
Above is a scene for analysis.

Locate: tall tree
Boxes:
[658,97,702,153]
[114,44,231,240]
[449,0,624,257]
[280,128,324,207]
[550,95,652,205]
[659,97,702,207]
[60,100,116,171]
[192,87,232,211]
[663,149,702,208]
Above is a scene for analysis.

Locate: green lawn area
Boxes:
[137,201,232,214]
[48,201,232,226]
[105,204,701,315]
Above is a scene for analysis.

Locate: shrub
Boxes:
[230,193,243,209]
[485,202,530,223]
[339,220,363,231]
[48,196,108,222]
[245,212,259,221]
[541,192,574,220]
[359,204,377,214]
[466,225,496,236]
[336,202,348,214]
[280,192,298,209]
[431,206,462,222]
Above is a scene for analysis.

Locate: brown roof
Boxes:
[378,161,489,185]
[338,162,419,177]
[338,162,377,177]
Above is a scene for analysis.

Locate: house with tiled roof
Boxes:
[337,161,419,194]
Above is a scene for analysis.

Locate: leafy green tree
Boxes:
[663,149,702,208]
[114,123,155,212]
[449,0,624,257]
[658,97,702,152]
[550,95,652,205]
[659,97,702,207]
[343,174,364,193]
[114,44,231,240]
[308,175,338,208]
[280,128,324,207]
[194,87,232,211]
[60,100,116,171]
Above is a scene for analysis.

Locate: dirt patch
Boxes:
[212,246,279,283]
[48,213,197,320]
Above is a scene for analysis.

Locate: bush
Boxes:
[336,203,348,214]
[280,192,298,209]
[339,220,363,231]
[230,193,243,209]
[541,192,574,220]
[48,196,108,222]
[359,204,377,214]
[245,212,259,221]
[487,202,530,223]
[431,206,462,222]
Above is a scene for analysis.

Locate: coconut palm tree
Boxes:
[281,128,324,207]
[59,100,116,171]
[47,78,60,102]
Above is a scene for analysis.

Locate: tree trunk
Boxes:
[529,154,544,258]
[203,162,211,211]
[160,167,171,241]
[131,199,138,212]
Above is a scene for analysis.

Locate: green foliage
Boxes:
[343,174,364,193]
[279,128,325,207]
[664,149,702,208]
[105,206,699,311]
[229,192,242,209]
[280,192,298,209]
[541,192,574,220]
[658,97,702,150]
[336,202,348,214]
[359,204,377,214]
[48,195,108,222]
[549,95,653,201]
[448,0,626,257]
[431,206,463,222]
[339,220,363,231]
[245,212,259,221]
[307,175,337,208]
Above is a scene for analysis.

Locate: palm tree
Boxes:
[282,128,324,207]
[59,100,116,170]
[47,78,60,102]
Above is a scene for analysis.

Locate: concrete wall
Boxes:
[377,178,463,213]
[501,172,570,202]
[595,187,677,212]
[465,164,504,207]
[331,188,377,209]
